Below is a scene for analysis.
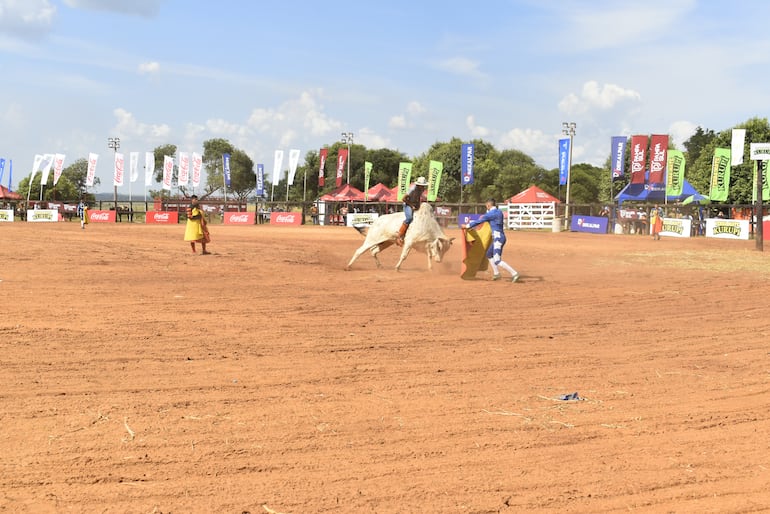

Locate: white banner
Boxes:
[129,152,139,183]
[705,218,750,240]
[113,152,124,186]
[658,217,692,238]
[731,129,746,166]
[0,209,14,222]
[52,153,66,186]
[39,153,54,185]
[287,148,300,186]
[178,152,190,186]
[32,154,44,175]
[192,152,202,188]
[272,150,284,186]
[145,152,154,186]
[27,209,59,222]
[162,155,173,191]
[86,153,98,187]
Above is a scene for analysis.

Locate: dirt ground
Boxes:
[2,220,770,513]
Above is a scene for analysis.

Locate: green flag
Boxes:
[709,148,731,202]
[397,162,412,201]
[751,160,770,202]
[665,149,685,197]
[364,161,372,200]
[427,160,443,201]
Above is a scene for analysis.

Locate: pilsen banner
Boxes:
[335,148,348,187]
[630,135,648,184]
[666,149,685,198]
[256,163,265,196]
[558,138,570,186]
[86,153,98,187]
[318,148,328,187]
[648,134,669,184]
[610,136,627,179]
[427,160,443,202]
[461,143,475,185]
[397,162,413,201]
[709,148,731,202]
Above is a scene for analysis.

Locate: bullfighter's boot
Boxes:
[396,222,409,246]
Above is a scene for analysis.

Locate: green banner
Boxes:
[665,149,685,197]
[427,160,443,201]
[364,161,372,200]
[709,148,731,202]
[751,160,770,202]
[397,162,412,201]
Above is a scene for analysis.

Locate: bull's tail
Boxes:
[353,224,369,237]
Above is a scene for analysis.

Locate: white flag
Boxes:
[53,153,66,186]
[145,152,154,186]
[129,152,139,183]
[113,152,124,186]
[178,152,190,186]
[191,152,202,188]
[162,155,173,191]
[32,154,44,177]
[287,149,301,186]
[272,150,284,186]
[731,129,746,166]
[86,153,98,187]
[39,153,54,185]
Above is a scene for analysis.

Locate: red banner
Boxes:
[224,212,255,224]
[318,148,328,187]
[145,211,179,224]
[648,134,668,184]
[336,148,348,187]
[270,211,302,225]
[630,135,648,184]
[89,210,116,223]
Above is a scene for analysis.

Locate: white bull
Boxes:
[345,203,454,271]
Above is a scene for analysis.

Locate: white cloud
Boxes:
[356,127,390,150]
[406,101,426,115]
[247,90,341,139]
[388,115,406,129]
[0,0,56,39]
[138,61,159,74]
[112,107,171,141]
[498,128,553,157]
[63,0,163,17]
[466,115,490,138]
[668,120,697,150]
[434,56,486,79]
[559,81,641,115]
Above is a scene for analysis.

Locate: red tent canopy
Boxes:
[367,183,398,202]
[507,185,560,203]
[0,185,22,201]
[319,184,365,202]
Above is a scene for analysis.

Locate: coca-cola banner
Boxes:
[224,212,256,224]
[630,135,648,184]
[270,211,302,225]
[145,211,179,224]
[89,210,117,223]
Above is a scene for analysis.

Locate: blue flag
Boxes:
[559,138,570,186]
[461,143,475,185]
[223,153,231,187]
[0,158,5,185]
[610,136,627,179]
[256,163,264,196]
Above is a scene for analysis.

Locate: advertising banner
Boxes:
[648,134,668,184]
[0,209,14,222]
[86,153,98,186]
[610,136,627,178]
[397,162,413,201]
[709,148,731,202]
[630,135,648,184]
[178,152,189,186]
[222,153,231,187]
[146,152,156,187]
[224,212,256,224]
[270,211,302,225]
[570,215,609,234]
[144,211,179,224]
[705,218,749,239]
[162,155,173,191]
[272,150,284,186]
[660,218,692,238]
[666,149,685,198]
[287,149,300,186]
[458,213,484,227]
[89,210,117,223]
[346,212,378,227]
[558,138,570,185]
[191,152,201,188]
[256,163,265,196]
[461,143,474,185]
[336,148,348,187]
[113,152,124,186]
[318,148,328,187]
[427,160,443,201]
[27,209,59,222]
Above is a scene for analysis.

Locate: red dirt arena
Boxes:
[2,221,770,513]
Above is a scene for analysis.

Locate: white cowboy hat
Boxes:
[414,176,428,186]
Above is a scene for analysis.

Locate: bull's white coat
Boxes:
[346,203,453,271]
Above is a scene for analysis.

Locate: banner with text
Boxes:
[53,153,66,186]
[648,134,668,184]
[364,161,372,199]
[397,162,413,201]
[666,149,686,198]
[427,160,443,201]
[191,152,201,188]
[272,150,284,186]
[145,152,155,187]
[558,138,570,186]
[318,148,327,187]
[461,143,475,185]
[287,148,300,186]
[178,152,189,186]
[630,135,648,184]
[222,153,231,187]
[610,136,627,179]
[336,148,348,187]
[162,155,173,191]
[256,163,265,196]
[709,148,731,202]
[752,160,770,202]
[86,153,98,187]
[129,152,139,183]
[113,152,124,187]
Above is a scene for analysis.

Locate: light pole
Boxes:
[108,137,120,219]
[341,132,354,185]
[561,122,576,225]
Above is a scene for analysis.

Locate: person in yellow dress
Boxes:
[184,195,210,254]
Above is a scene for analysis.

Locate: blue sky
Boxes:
[2,0,770,193]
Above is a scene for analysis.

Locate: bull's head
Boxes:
[428,236,455,262]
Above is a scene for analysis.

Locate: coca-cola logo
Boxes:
[92,212,110,221]
[154,213,170,221]
[275,213,296,223]
[228,214,249,223]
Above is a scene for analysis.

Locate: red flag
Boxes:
[336,148,348,187]
[318,148,328,187]
[648,134,668,184]
[630,135,648,184]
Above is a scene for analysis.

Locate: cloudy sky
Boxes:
[2,0,770,193]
